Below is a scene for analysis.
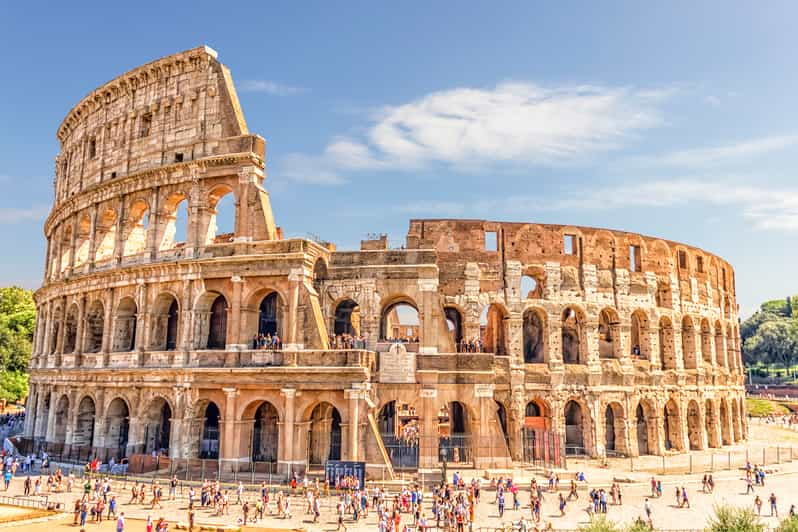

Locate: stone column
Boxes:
[101,290,114,354]
[345,387,363,461]
[86,204,98,272]
[418,278,439,355]
[418,387,438,468]
[33,388,48,442]
[285,268,303,350]
[74,296,86,357]
[178,279,193,351]
[506,316,523,364]
[227,275,246,351]
[55,297,67,355]
[220,387,239,472]
[135,282,148,355]
[112,195,125,266]
[235,167,262,241]
[22,384,37,439]
[146,187,160,260]
[280,388,297,476]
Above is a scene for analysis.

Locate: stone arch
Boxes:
[380,297,420,342]
[48,303,62,355]
[73,395,96,449]
[122,199,149,256]
[604,402,628,456]
[598,308,621,359]
[438,400,472,463]
[681,316,698,369]
[714,321,727,368]
[480,303,508,355]
[727,326,738,373]
[635,399,658,456]
[731,398,743,443]
[312,258,328,295]
[444,306,463,348]
[142,396,173,456]
[84,300,105,353]
[237,400,280,463]
[150,292,180,351]
[63,303,78,354]
[700,319,712,365]
[52,394,69,445]
[659,316,676,370]
[105,397,130,459]
[94,207,117,263]
[522,307,546,363]
[686,400,703,450]
[194,292,228,350]
[705,399,720,448]
[520,274,541,299]
[59,224,73,273]
[719,398,731,445]
[74,214,92,267]
[377,400,420,469]
[630,310,650,359]
[203,184,236,245]
[562,306,588,364]
[158,191,189,251]
[307,402,342,465]
[199,401,221,459]
[112,297,137,352]
[663,398,684,451]
[256,291,285,340]
[564,399,591,454]
[335,299,362,337]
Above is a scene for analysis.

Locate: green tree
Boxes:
[706,504,765,532]
[0,287,35,402]
[743,320,798,369]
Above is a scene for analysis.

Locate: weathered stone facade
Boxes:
[24,47,747,476]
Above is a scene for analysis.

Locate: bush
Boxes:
[706,504,764,532]
[746,397,790,417]
[578,515,623,532]
[776,516,798,532]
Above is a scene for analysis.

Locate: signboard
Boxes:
[325,460,366,489]
[379,343,416,383]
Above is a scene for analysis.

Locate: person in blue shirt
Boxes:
[3,469,12,491]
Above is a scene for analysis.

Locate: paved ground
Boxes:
[4,421,798,531]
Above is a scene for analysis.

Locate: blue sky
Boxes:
[1,1,796,317]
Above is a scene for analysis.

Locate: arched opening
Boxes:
[663,399,683,451]
[74,215,91,267]
[84,301,104,353]
[204,187,235,244]
[682,317,697,369]
[727,329,737,373]
[687,400,702,450]
[444,307,463,348]
[94,208,117,263]
[143,398,172,456]
[705,399,720,448]
[438,401,471,464]
[714,322,726,368]
[659,317,675,370]
[378,401,419,469]
[335,299,361,337]
[522,400,552,462]
[520,275,540,299]
[200,402,220,459]
[49,306,61,355]
[251,402,279,463]
[105,398,130,460]
[562,307,585,364]
[719,400,731,445]
[380,300,420,342]
[123,200,149,256]
[308,402,342,466]
[64,304,78,354]
[258,292,282,339]
[158,193,189,251]
[112,297,137,352]
[495,400,509,447]
[522,309,545,363]
[598,309,620,359]
[564,400,586,454]
[53,395,69,447]
[59,225,73,273]
[480,304,507,355]
[150,294,179,351]
[635,402,650,456]
[701,319,712,365]
[630,310,649,358]
[207,295,228,349]
[604,403,627,456]
[73,396,95,450]
[312,259,327,296]
[731,399,742,442]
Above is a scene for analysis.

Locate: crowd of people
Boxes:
[251,332,282,350]
[329,333,368,350]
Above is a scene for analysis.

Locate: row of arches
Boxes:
[50,186,236,276]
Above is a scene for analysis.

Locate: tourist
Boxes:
[116,511,125,532]
[746,475,755,494]
[558,493,567,516]
[169,476,178,500]
[755,495,763,515]
[770,493,778,517]
[680,487,690,509]
[644,498,653,528]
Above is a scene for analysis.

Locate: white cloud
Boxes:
[278,154,349,185]
[238,80,306,96]
[704,95,721,107]
[629,135,798,169]
[0,206,49,224]
[279,82,672,184]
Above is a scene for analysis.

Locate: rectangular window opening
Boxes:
[563,234,577,255]
[696,256,704,273]
[88,138,97,159]
[140,114,152,137]
[484,231,498,251]
[678,250,687,269]
[174,152,184,163]
[629,245,642,272]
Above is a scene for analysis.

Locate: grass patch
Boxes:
[747,397,791,417]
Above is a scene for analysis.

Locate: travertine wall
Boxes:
[25,47,747,476]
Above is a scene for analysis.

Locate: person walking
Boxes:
[644,498,653,528]
[746,476,755,494]
[755,495,763,515]
[770,493,778,517]
[116,512,125,532]
[680,487,690,509]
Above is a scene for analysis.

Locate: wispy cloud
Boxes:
[399,179,798,231]
[627,135,798,169]
[278,82,674,184]
[0,206,49,224]
[238,80,307,96]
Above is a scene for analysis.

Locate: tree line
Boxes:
[0,287,33,403]
[741,295,798,371]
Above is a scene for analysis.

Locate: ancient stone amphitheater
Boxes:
[22,46,747,477]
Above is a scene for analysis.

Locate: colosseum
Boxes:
[22,46,747,478]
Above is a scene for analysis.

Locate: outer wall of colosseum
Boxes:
[21,46,747,478]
